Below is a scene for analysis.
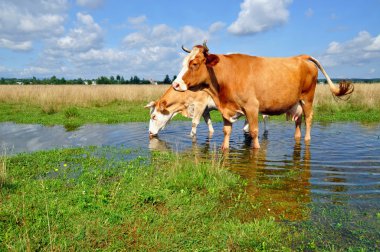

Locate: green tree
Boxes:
[97,76,111,84]
[50,75,57,84]
[132,75,141,84]
[163,74,171,84]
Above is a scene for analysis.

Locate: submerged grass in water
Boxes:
[1,146,378,251]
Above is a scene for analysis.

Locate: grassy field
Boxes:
[1,147,378,251]
[1,84,379,250]
[0,84,379,127]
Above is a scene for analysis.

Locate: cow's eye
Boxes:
[190,63,199,70]
[151,114,157,120]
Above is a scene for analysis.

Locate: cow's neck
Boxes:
[206,66,241,121]
[206,66,221,107]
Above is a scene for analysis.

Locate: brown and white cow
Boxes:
[146,86,269,137]
[145,86,217,137]
[172,43,353,149]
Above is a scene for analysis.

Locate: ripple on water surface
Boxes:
[1,121,379,211]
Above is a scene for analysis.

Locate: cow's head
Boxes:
[172,41,219,91]
[145,94,189,137]
[145,100,175,137]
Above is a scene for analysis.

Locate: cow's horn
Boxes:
[203,40,209,52]
[181,45,191,53]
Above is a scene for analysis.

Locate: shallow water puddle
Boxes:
[1,120,379,218]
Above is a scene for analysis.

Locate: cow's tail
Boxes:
[302,55,354,98]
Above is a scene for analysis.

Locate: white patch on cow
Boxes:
[286,100,304,121]
[173,47,200,91]
[148,107,176,136]
[229,110,245,123]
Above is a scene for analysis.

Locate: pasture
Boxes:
[1,84,380,251]
[0,84,380,125]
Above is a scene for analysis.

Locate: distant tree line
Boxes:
[317,78,380,84]
[0,74,177,85]
[1,76,379,85]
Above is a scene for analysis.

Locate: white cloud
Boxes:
[365,34,380,51]
[320,31,380,67]
[76,0,104,9]
[0,0,68,50]
[2,5,221,80]
[20,66,51,77]
[326,41,342,54]
[0,38,32,51]
[228,0,293,35]
[128,15,147,25]
[54,12,103,52]
[209,22,226,33]
[123,23,214,50]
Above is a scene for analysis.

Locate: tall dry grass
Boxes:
[0,83,379,110]
[314,83,380,109]
[0,85,169,112]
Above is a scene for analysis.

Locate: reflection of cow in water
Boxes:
[149,134,311,220]
[232,139,312,220]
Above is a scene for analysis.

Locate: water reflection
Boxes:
[151,132,313,220]
[147,121,380,213]
[1,121,379,213]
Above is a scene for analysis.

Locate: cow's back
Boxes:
[215,54,318,115]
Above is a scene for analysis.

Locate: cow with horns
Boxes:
[172,42,353,149]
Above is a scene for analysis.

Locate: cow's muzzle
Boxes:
[172,82,187,91]
[149,132,157,139]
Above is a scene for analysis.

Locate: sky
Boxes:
[1,0,380,80]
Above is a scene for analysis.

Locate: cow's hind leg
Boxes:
[202,109,214,136]
[190,104,206,137]
[245,108,260,149]
[302,102,313,141]
[262,114,269,133]
[294,115,302,139]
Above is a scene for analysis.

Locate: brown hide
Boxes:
[153,86,210,116]
[174,45,353,149]
[184,52,317,118]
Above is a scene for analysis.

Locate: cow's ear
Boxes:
[144,101,155,108]
[159,100,167,111]
[206,54,219,67]
[159,100,170,115]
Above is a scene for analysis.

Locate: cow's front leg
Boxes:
[221,118,232,150]
[202,109,214,137]
[245,108,260,149]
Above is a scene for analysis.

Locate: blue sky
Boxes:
[1,0,380,80]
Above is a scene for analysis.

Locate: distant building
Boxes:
[84,81,88,85]
[91,80,96,85]
[16,81,23,85]
[149,79,158,85]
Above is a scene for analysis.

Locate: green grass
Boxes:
[0,101,379,128]
[0,147,288,251]
[0,101,153,126]
[1,147,378,251]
